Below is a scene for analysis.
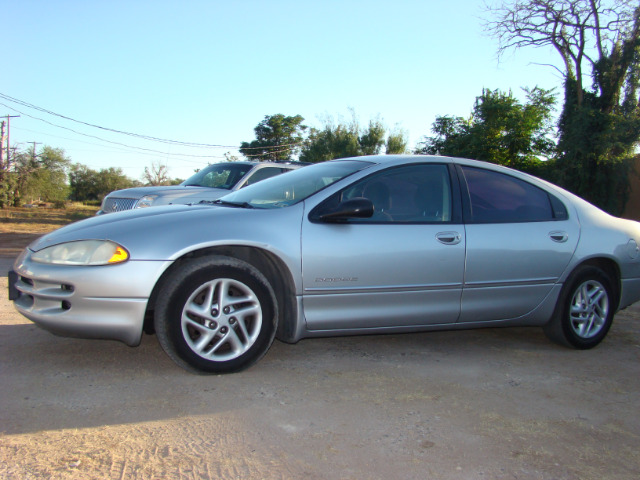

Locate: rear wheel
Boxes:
[544,266,615,349]
[155,255,278,374]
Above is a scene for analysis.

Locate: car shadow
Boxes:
[0,318,585,436]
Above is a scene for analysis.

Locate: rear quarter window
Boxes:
[244,167,289,186]
[461,166,566,223]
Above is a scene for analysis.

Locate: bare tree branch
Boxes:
[484,0,638,106]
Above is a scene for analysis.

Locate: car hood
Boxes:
[27,202,306,262]
[106,185,228,202]
[30,204,206,250]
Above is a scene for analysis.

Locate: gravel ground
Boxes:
[1,264,640,479]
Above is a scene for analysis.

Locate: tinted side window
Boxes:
[244,167,287,186]
[340,164,453,223]
[549,194,569,220]
[461,166,556,223]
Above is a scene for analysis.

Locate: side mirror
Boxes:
[319,197,374,222]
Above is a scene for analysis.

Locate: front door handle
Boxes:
[549,231,569,243]
[436,232,462,245]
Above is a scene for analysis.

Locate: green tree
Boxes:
[239,114,307,161]
[9,150,37,206]
[0,171,16,208]
[300,122,360,163]
[300,114,408,163]
[386,128,409,154]
[23,169,69,206]
[69,164,98,202]
[358,119,386,155]
[487,0,640,215]
[14,146,71,206]
[94,167,140,200]
[417,87,557,173]
[69,164,138,202]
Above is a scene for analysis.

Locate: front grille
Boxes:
[102,197,137,213]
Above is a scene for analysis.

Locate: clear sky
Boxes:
[2,0,563,181]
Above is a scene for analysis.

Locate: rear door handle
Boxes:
[436,232,462,245]
[549,231,568,243]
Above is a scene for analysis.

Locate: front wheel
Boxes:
[155,255,278,374]
[544,266,615,349]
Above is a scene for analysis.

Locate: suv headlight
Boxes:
[32,240,129,266]
[135,195,158,209]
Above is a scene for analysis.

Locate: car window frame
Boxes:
[456,164,569,224]
[310,163,463,225]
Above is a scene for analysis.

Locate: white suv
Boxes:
[98,161,305,214]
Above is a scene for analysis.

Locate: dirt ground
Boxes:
[0,233,41,258]
[1,237,640,479]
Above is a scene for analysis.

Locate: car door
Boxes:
[301,163,466,331]
[457,165,579,322]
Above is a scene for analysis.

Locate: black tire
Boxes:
[543,265,615,349]
[154,255,278,374]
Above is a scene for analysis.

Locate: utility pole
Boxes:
[0,121,5,170]
[0,115,18,208]
[1,114,20,166]
[29,141,42,162]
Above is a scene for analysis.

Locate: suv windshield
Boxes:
[182,163,253,189]
[219,160,372,209]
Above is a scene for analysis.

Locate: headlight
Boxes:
[31,240,130,266]
[135,195,158,209]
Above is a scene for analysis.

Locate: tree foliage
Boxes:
[417,87,557,173]
[299,114,408,163]
[69,164,139,202]
[4,146,70,206]
[2,151,31,207]
[22,146,71,205]
[487,0,640,215]
[386,128,410,154]
[239,114,307,162]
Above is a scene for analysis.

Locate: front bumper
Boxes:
[10,251,172,346]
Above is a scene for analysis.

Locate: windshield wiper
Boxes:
[212,199,255,209]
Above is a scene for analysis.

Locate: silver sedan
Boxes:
[9,155,640,373]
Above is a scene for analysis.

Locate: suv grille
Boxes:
[103,197,137,213]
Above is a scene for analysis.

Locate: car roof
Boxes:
[207,160,307,168]
[252,161,308,167]
[335,154,538,178]
[336,154,595,209]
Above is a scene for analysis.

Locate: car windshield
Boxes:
[219,160,373,209]
[181,163,253,189]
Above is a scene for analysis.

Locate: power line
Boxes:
[11,125,228,164]
[0,103,237,159]
[0,93,232,148]
[8,114,295,164]
[0,92,304,151]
